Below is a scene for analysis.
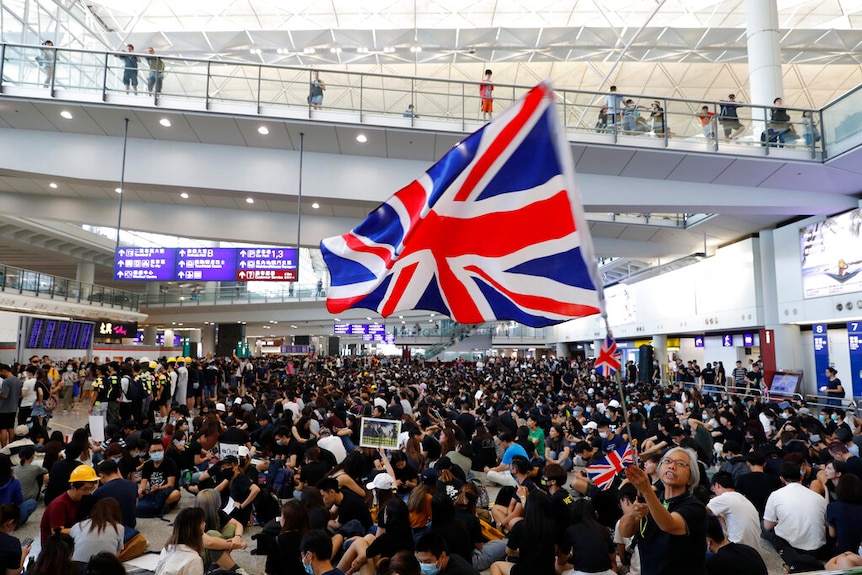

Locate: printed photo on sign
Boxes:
[359,417,401,449]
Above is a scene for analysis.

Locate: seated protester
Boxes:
[39,464,99,544]
[735,451,783,519]
[390,451,419,495]
[407,470,437,538]
[705,515,767,575]
[296,447,333,497]
[318,477,373,535]
[0,425,35,466]
[30,529,76,575]
[558,499,616,575]
[542,464,574,529]
[490,490,556,575]
[453,483,508,572]
[435,456,466,501]
[136,439,181,518]
[217,455,260,527]
[0,504,29,575]
[719,441,750,484]
[597,421,626,454]
[613,484,641,575]
[154,507,206,575]
[826,473,862,555]
[429,492,473,564]
[545,425,573,471]
[490,457,535,533]
[416,532,480,575]
[44,442,84,505]
[266,500,309,575]
[336,498,414,575]
[13,445,47,504]
[0,454,36,524]
[91,459,148,561]
[301,529,347,575]
[706,472,762,551]
[194,489,248,573]
[484,431,528,488]
[70,497,124,572]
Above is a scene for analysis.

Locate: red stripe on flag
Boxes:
[381,261,420,317]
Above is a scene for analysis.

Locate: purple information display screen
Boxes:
[236,247,298,281]
[115,247,175,280]
[115,247,298,282]
[175,248,237,281]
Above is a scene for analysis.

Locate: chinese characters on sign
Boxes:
[114,247,298,281]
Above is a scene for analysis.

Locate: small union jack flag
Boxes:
[320,81,603,328]
[586,443,634,491]
[595,335,621,377]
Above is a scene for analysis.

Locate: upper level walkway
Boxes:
[5,41,862,163]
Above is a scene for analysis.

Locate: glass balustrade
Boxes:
[0,42,832,159]
[0,263,139,309]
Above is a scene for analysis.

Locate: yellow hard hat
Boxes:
[185,357,193,363]
[167,357,177,363]
[69,465,98,483]
[148,360,158,370]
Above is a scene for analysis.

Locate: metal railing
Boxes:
[138,282,326,306]
[0,263,140,310]
[0,42,837,160]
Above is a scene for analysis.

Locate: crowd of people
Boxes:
[0,352,858,574]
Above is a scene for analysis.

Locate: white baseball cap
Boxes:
[366,473,395,491]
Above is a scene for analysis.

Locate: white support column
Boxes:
[556,342,568,359]
[143,326,157,346]
[652,335,668,383]
[746,0,783,134]
[758,230,804,370]
[593,340,603,359]
[76,262,95,299]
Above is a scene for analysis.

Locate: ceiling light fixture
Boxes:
[246,197,254,204]
[60,110,73,120]
[49,182,58,189]
[258,126,270,135]
[303,47,316,54]
[180,192,189,199]
[159,118,171,127]
[115,187,122,194]
[312,202,319,209]
[410,46,422,53]
[356,134,367,143]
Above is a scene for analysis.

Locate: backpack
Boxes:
[253,487,281,524]
[269,464,295,499]
[127,375,147,402]
[251,518,282,556]
[469,478,490,509]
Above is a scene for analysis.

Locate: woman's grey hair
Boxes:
[193,488,221,530]
[662,446,700,489]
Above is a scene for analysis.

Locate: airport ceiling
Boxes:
[7,0,862,106]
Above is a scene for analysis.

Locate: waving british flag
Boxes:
[586,443,634,491]
[595,335,621,377]
[321,81,603,327]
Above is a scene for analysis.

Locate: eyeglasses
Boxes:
[660,458,690,468]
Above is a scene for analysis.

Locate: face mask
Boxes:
[811,434,821,443]
[66,367,73,371]
[665,395,671,399]
[702,412,709,420]
[420,562,441,575]
[599,431,608,439]
[689,403,694,409]
[277,439,287,446]
[303,560,314,575]
[632,409,638,415]
[112,457,122,464]
[744,437,753,444]
[831,414,838,421]
[173,439,184,447]
[820,415,827,422]
[585,407,591,414]
[150,451,164,462]
[780,413,789,419]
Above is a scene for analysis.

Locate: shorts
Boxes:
[481,98,493,113]
[720,118,742,136]
[310,94,323,105]
[123,69,138,86]
[0,412,16,429]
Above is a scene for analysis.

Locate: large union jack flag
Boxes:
[595,335,621,377]
[586,443,634,491]
[320,81,603,327]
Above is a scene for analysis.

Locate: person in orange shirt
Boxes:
[480,69,494,121]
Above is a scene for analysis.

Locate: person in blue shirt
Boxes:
[483,431,527,488]
[116,44,139,94]
[598,421,627,454]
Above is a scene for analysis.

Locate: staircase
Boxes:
[424,323,492,361]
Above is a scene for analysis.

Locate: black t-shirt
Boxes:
[422,435,442,461]
[365,530,414,559]
[549,488,575,529]
[561,522,613,573]
[94,478,139,528]
[337,488,373,530]
[453,508,483,545]
[0,532,21,571]
[265,531,304,575]
[456,412,476,440]
[706,542,767,575]
[220,428,250,446]
[185,440,209,470]
[439,554,479,575]
[394,464,419,494]
[507,519,556,575]
[300,460,332,488]
[44,459,82,505]
[827,500,862,554]
[635,492,707,575]
[431,520,473,564]
[735,471,782,518]
[141,459,177,488]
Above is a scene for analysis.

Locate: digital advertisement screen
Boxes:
[800,208,862,298]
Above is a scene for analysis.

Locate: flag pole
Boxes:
[606,318,639,466]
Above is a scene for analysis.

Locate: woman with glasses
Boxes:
[618,447,707,575]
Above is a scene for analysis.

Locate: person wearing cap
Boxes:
[137,439,181,517]
[0,365,22,448]
[0,425,35,466]
[39,463,98,544]
[216,453,260,527]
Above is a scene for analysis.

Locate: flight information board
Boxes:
[115,247,298,281]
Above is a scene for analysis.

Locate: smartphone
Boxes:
[21,538,33,548]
